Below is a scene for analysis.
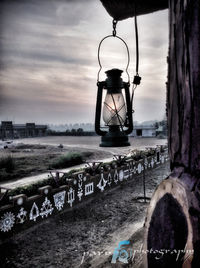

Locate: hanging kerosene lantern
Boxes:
[95,20,138,147]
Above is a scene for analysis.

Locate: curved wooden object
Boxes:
[143,173,200,267]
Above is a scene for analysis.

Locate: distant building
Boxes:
[0,121,47,140]
[131,125,156,137]
[155,125,168,137]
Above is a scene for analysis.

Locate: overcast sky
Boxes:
[0,0,168,124]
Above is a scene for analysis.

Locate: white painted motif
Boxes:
[133,166,137,174]
[114,169,119,184]
[67,187,75,207]
[77,174,84,201]
[123,169,129,179]
[151,159,154,168]
[44,188,49,195]
[118,170,124,181]
[129,162,134,173]
[0,212,15,232]
[107,173,112,186]
[30,202,40,222]
[17,197,24,206]
[144,158,148,169]
[53,191,66,211]
[161,155,165,164]
[85,182,94,196]
[97,172,107,191]
[40,197,54,218]
[137,163,142,174]
[16,207,27,224]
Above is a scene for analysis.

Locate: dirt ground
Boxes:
[0,162,170,268]
[0,143,112,182]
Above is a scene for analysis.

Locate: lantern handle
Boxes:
[97,35,130,83]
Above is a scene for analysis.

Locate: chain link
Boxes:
[112,19,118,36]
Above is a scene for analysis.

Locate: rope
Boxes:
[134,3,139,76]
[131,1,141,111]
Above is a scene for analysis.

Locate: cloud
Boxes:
[0,0,168,124]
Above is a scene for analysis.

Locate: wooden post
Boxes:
[167,0,200,176]
[143,1,200,267]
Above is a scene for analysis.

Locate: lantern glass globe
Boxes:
[103,92,126,126]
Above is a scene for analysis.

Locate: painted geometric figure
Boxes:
[44,188,49,195]
[151,159,154,168]
[30,202,40,222]
[17,197,24,206]
[67,187,75,207]
[107,173,112,186]
[129,162,134,173]
[77,174,84,201]
[137,163,142,174]
[53,191,66,211]
[133,166,137,174]
[114,169,119,184]
[118,170,124,181]
[144,158,148,169]
[0,212,15,232]
[85,182,94,196]
[161,155,165,164]
[97,172,107,192]
[123,169,129,179]
[40,197,54,218]
[16,207,27,224]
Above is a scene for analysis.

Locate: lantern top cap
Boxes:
[105,68,123,78]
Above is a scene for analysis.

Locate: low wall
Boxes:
[0,147,169,241]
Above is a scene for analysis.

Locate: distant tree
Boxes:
[71,129,76,134]
[154,122,159,129]
[77,128,83,133]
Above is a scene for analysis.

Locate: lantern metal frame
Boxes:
[95,30,133,147]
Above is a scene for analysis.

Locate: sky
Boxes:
[0,0,168,124]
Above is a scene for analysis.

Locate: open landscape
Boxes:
[0,137,167,184]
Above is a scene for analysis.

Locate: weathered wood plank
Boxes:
[100,0,168,20]
[167,0,200,175]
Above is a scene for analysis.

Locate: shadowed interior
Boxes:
[147,193,188,268]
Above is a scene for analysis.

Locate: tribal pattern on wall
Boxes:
[0,147,168,238]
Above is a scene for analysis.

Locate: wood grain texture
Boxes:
[100,0,168,20]
[167,0,200,176]
[143,175,200,267]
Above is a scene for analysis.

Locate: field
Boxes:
[0,136,167,184]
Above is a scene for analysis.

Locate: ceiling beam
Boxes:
[100,0,168,20]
